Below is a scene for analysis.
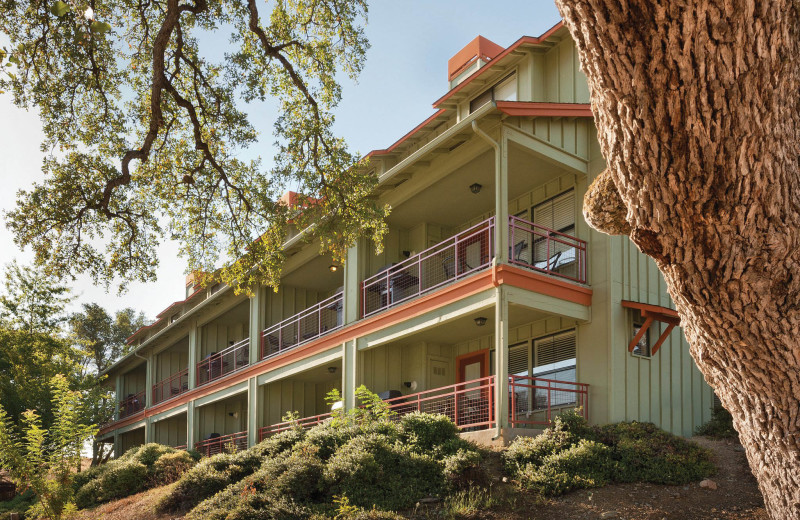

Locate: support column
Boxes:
[188,323,199,389]
[144,417,153,443]
[342,340,358,410]
[186,400,196,451]
[497,127,509,263]
[249,285,264,365]
[494,286,509,433]
[113,430,120,459]
[114,374,123,421]
[343,243,360,325]
[144,354,154,408]
[247,377,259,447]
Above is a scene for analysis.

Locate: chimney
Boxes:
[447,36,504,88]
[185,271,204,298]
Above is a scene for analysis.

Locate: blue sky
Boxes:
[0,1,562,319]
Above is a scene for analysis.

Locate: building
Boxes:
[97,21,713,456]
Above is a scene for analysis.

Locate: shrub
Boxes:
[503,429,575,471]
[94,459,149,503]
[696,405,738,439]
[152,451,196,485]
[442,448,486,489]
[517,439,613,495]
[324,433,444,510]
[400,413,460,453]
[0,489,37,518]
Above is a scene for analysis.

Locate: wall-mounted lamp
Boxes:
[469,183,483,194]
[329,264,339,273]
[402,250,411,258]
[403,381,418,391]
[228,411,239,418]
[474,316,488,327]
[328,366,337,374]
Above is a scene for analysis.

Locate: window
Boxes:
[632,319,651,357]
[469,73,517,114]
[531,190,577,278]
[505,330,577,411]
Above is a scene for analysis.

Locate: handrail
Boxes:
[508,374,589,427]
[152,368,189,405]
[194,431,248,457]
[258,412,333,441]
[362,217,495,317]
[196,338,250,386]
[119,390,145,419]
[261,292,344,360]
[508,215,587,284]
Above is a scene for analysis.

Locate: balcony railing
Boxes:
[362,217,495,318]
[119,390,145,419]
[152,368,189,405]
[258,412,333,441]
[194,431,248,457]
[508,375,589,427]
[173,444,187,451]
[382,376,496,430]
[196,338,250,386]
[508,215,587,284]
[261,292,343,360]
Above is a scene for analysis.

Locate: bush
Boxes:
[442,448,486,489]
[0,489,37,518]
[74,444,197,509]
[400,413,460,453]
[324,433,444,510]
[505,413,715,496]
[696,405,738,439]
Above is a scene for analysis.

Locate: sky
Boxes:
[0,0,562,320]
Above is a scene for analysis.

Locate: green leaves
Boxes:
[90,20,111,35]
[50,1,69,17]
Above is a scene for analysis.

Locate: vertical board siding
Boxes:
[153,414,187,447]
[261,378,341,427]
[198,395,247,440]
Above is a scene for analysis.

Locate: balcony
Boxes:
[258,375,588,438]
[194,431,248,457]
[119,390,145,419]
[152,368,189,405]
[508,215,587,284]
[362,217,495,318]
[196,338,250,386]
[260,291,344,360]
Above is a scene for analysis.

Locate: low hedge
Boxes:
[504,410,716,496]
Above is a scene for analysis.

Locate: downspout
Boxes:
[471,119,505,441]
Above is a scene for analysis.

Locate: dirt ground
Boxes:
[520,437,767,520]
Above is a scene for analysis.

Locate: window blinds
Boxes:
[534,330,576,368]
[509,342,529,376]
[533,190,575,233]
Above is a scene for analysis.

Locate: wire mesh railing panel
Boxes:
[261,292,344,360]
[119,390,145,418]
[196,338,250,386]
[508,216,587,284]
[362,218,495,317]
[152,368,189,405]
[509,375,589,427]
[194,431,248,457]
[258,412,333,441]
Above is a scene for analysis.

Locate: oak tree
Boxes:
[555,1,800,517]
[0,0,387,293]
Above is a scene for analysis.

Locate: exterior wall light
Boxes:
[469,183,483,194]
[329,264,339,273]
[327,366,337,374]
[474,316,487,326]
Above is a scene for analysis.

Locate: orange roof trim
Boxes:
[448,35,505,81]
[496,101,593,118]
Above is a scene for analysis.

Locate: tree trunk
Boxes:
[554,1,800,518]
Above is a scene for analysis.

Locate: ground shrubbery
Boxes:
[505,410,715,496]
[696,405,738,440]
[156,390,485,519]
[73,443,197,509]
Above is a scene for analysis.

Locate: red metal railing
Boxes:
[508,215,587,284]
[383,376,496,430]
[362,217,495,317]
[196,338,250,386]
[152,368,189,405]
[173,444,187,451]
[194,431,248,457]
[258,412,333,441]
[119,390,145,419]
[508,375,589,427]
[261,292,343,360]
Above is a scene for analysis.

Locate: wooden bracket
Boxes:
[622,300,681,355]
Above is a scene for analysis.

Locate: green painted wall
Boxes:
[153,414,187,447]
[197,395,248,440]
[201,300,250,358]
[120,428,145,454]
[155,336,189,382]
[261,378,339,427]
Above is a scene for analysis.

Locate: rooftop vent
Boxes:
[448,35,504,88]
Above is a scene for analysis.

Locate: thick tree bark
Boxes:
[555,1,800,518]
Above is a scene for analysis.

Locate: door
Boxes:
[455,349,490,427]
[428,357,450,390]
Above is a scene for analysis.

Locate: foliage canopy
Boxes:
[0,0,387,293]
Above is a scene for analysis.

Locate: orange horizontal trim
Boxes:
[366,109,447,158]
[495,264,593,306]
[434,21,565,109]
[621,300,680,321]
[99,263,592,436]
[496,101,593,118]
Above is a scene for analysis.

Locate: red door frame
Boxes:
[455,349,490,383]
